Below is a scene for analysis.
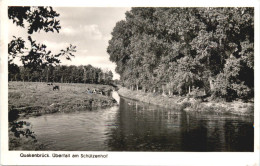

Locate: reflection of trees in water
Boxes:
[180,113,231,151]
[224,121,253,152]
[106,98,183,151]
[180,113,254,152]
[180,112,209,151]
[105,98,254,151]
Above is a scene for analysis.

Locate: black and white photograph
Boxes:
[1,1,259,165]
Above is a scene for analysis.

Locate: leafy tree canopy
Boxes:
[107,7,254,101]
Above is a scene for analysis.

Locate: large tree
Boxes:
[108,7,254,101]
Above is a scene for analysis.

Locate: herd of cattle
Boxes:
[47,82,112,96]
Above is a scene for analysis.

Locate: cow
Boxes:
[92,89,97,94]
[99,90,104,95]
[53,85,60,91]
[47,82,53,86]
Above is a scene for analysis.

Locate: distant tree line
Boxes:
[9,65,114,84]
[107,7,254,101]
[8,7,115,86]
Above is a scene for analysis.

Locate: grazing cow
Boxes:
[92,89,97,94]
[47,83,53,86]
[53,85,60,91]
[99,90,104,95]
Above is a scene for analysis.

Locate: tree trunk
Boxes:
[162,85,165,95]
[189,86,191,94]
[47,68,49,83]
[209,77,214,91]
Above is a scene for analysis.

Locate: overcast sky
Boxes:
[9,7,131,79]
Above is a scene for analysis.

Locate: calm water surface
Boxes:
[23,94,254,151]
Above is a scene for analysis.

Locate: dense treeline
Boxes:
[107,7,254,101]
[9,65,113,84]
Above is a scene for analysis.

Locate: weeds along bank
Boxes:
[118,87,254,116]
[8,81,117,150]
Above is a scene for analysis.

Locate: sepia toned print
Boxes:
[8,7,254,151]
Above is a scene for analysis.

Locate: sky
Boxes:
[9,7,131,80]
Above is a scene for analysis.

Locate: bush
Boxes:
[8,107,20,122]
[181,101,191,110]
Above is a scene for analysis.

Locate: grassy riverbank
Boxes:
[118,87,254,116]
[9,82,117,118]
[8,81,117,150]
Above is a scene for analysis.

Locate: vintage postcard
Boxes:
[1,0,259,165]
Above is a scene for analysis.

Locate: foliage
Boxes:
[8,65,114,84]
[9,121,36,140]
[8,7,61,34]
[107,7,254,101]
[8,6,77,74]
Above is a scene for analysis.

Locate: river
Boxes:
[21,92,254,151]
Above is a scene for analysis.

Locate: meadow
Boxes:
[8,81,117,119]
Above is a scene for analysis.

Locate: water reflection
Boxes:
[112,91,120,103]
[22,97,253,151]
[106,98,253,151]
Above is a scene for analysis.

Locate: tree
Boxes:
[8,6,76,78]
[107,20,131,80]
[107,7,254,101]
[8,63,20,81]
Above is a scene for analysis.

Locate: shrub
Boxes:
[181,101,191,110]
[8,107,19,122]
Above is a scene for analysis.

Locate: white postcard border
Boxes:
[1,0,259,165]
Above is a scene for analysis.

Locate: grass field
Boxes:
[8,81,117,119]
